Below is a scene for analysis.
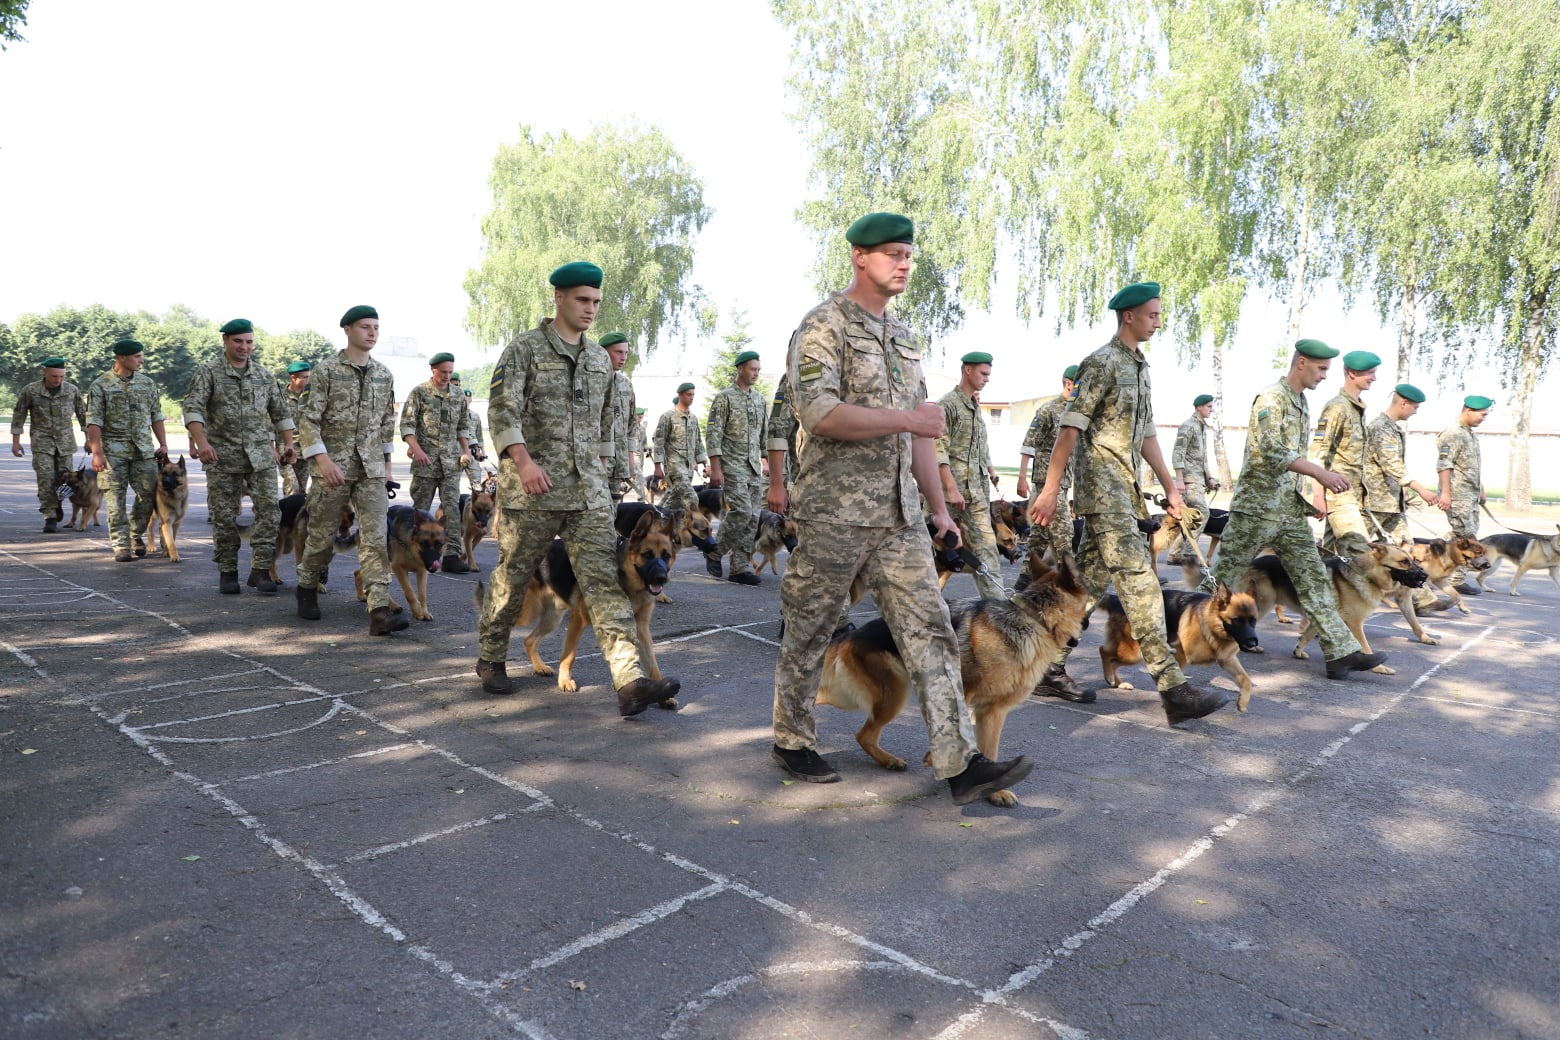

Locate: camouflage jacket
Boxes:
[285,386,309,424]
[935,386,991,503]
[1171,413,1212,485]
[85,370,164,459]
[610,371,636,481]
[399,380,470,469]
[654,409,706,472]
[488,319,616,511]
[1232,378,1316,520]
[1435,423,1481,501]
[1061,336,1156,518]
[297,350,397,479]
[1020,394,1073,489]
[11,379,87,455]
[787,292,925,528]
[468,409,486,456]
[627,414,646,457]
[707,383,767,479]
[1363,412,1410,513]
[1310,391,1368,495]
[183,357,295,472]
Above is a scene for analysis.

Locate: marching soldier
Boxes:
[1165,393,1220,565]
[766,373,799,503]
[281,361,313,496]
[400,351,473,573]
[705,349,768,585]
[653,383,705,515]
[450,375,488,488]
[626,406,648,501]
[1437,394,1493,595]
[1364,382,1442,612]
[936,351,1005,599]
[600,332,637,505]
[10,356,87,532]
[1312,350,1380,558]
[84,339,168,563]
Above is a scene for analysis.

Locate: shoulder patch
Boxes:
[1257,408,1270,421]
[490,369,505,392]
[798,360,824,383]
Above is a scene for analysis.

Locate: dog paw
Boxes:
[986,789,1018,808]
[1114,681,1135,690]
[1292,649,1310,660]
[655,593,673,604]
[1277,617,1296,625]
[1456,605,1472,614]
[415,612,433,622]
[557,678,578,692]
[1236,694,1252,713]
[1417,633,1441,646]
[655,697,678,710]
[1371,664,1396,675]
[532,663,555,677]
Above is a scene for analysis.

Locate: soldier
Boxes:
[451,376,488,488]
[772,211,1033,804]
[1312,350,1380,559]
[280,361,313,496]
[474,262,680,716]
[653,383,705,515]
[767,373,800,500]
[1164,393,1220,565]
[84,339,169,563]
[401,351,473,573]
[1364,383,1441,612]
[705,350,769,585]
[626,406,648,501]
[1014,363,1088,701]
[1198,339,1386,678]
[1437,394,1493,595]
[295,305,407,636]
[183,318,297,595]
[600,332,636,505]
[10,356,87,532]
[936,351,1005,599]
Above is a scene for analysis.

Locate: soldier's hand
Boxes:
[90,448,107,473]
[317,457,345,488]
[708,461,724,488]
[1318,470,1350,494]
[278,446,296,465]
[409,446,430,467]
[1164,487,1185,522]
[1208,477,1222,492]
[194,444,218,465]
[154,447,169,464]
[1030,485,1059,527]
[905,402,945,439]
[473,448,486,462]
[990,471,1001,489]
[767,482,789,515]
[459,453,472,468]
[945,485,965,511]
[11,442,23,458]
[519,459,552,495]
[929,511,961,550]
[1016,477,1030,500]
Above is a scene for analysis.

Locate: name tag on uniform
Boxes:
[1115,378,1136,386]
[798,360,824,382]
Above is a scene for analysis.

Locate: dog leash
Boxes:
[1173,506,1211,575]
[1480,501,1553,538]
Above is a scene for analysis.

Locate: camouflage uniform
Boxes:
[767,374,799,489]
[706,382,768,577]
[936,386,1005,598]
[1061,336,1187,693]
[1200,380,1361,659]
[400,379,470,558]
[1312,390,1371,558]
[776,293,978,779]
[183,356,294,573]
[1436,423,1481,538]
[1365,411,1436,607]
[609,370,637,503]
[653,408,705,515]
[475,320,646,687]
[1019,395,1074,563]
[281,385,311,496]
[296,350,398,610]
[1166,412,1213,561]
[84,369,163,554]
[465,407,487,488]
[11,377,86,519]
[625,413,647,500]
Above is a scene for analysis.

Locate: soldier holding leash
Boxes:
[10,356,86,533]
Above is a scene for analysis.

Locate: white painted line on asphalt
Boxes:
[62,667,267,705]
[0,547,193,637]
[129,701,345,743]
[124,691,336,730]
[1408,694,1558,718]
[1,636,47,678]
[217,743,417,785]
[341,807,546,865]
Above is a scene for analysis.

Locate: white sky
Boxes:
[2,0,1549,437]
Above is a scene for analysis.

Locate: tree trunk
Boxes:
[1211,336,1234,491]
[1506,288,1548,512]
[1283,193,1312,354]
[1397,273,1417,383]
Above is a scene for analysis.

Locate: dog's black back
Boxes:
[1481,533,1531,557]
[278,493,307,529]
[616,501,670,538]
[698,486,725,515]
[1204,509,1230,537]
[836,616,900,655]
[540,537,579,603]
[1247,554,1298,601]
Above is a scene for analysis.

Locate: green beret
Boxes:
[1193,394,1215,407]
[845,212,914,247]
[1463,395,1493,411]
[1342,350,1381,372]
[635,407,646,414]
[960,351,993,366]
[671,396,679,404]
[549,261,603,289]
[1108,281,1160,311]
[463,389,472,397]
[286,361,312,375]
[1062,364,1079,380]
[429,352,455,367]
[677,382,695,393]
[112,338,144,356]
[219,318,253,336]
[599,332,628,347]
[1294,338,1338,359]
[40,356,67,369]
[340,304,378,327]
[734,350,760,367]
[1393,383,1425,404]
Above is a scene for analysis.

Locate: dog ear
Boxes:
[632,508,660,538]
[178,456,187,469]
[1212,580,1232,606]
[1430,538,1448,558]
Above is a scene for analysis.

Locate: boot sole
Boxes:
[1164,694,1230,725]
[950,758,1034,805]
[770,748,841,783]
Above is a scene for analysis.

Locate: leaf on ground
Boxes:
[183,855,201,862]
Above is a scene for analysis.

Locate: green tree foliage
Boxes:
[1,0,30,49]
[458,362,496,400]
[703,310,777,402]
[464,122,712,361]
[255,328,336,377]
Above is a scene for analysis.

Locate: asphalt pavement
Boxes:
[2,453,1556,1040]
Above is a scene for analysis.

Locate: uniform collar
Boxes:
[1109,334,1147,364]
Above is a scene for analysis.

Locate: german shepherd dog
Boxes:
[249,494,356,590]
[1476,525,1559,596]
[1097,583,1262,711]
[57,465,103,530]
[751,509,799,575]
[990,499,1030,562]
[355,505,444,621]
[457,484,496,572]
[514,508,680,696]
[1203,508,1231,563]
[143,456,189,561]
[617,501,713,604]
[1068,512,1180,562]
[644,472,667,505]
[1241,542,1427,674]
[697,485,726,524]
[814,548,1091,806]
[1410,535,1492,614]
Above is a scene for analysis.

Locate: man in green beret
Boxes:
[935,350,1005,598]
[1310,350,1381,558]
[654,382,706,516]
[1165,393,1222,566]
[450,375,489,489]
[1364,383,1443,615]
[1436,395,1492,594]
[295,305,407,635]
[599,333,638,505]
[1033,282,1228,720]
[84,339,169,562]
[772,212,1032,803]
[400,352,473,572]
[1199,339,1386,678]
[626,405,648,501]
[184,319,296,594]
[11,356,87,532]
[281,361,313,496]
[476,262,681,716]
[705,350,770,584]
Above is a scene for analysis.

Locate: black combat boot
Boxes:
[368,606,409,635]
[296,584,322,620]
[1160,682,1229,725]
[441,554,471,574]
[616,676,681,716]
[1325,650,1387,679]
[1033,663,1095,703]
[771,745,841,783]
[247,568,277,595]
[43,517,59,533]
[219,571,241,595]
[947,753,1035,805]
[476,659,514,695]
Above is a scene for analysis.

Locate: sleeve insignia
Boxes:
[798,360,824,383]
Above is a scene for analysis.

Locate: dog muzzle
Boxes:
[783,537,799,552]
[1389,566,1428,588]
[639,561,670,596]
[426,558,441,573]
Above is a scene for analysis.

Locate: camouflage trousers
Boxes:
[210,464,280,572]
[299,472,390,610]
[662,463,698,515]
[775,519,977,779]
[1445,499,1480,539]
[1322,489,1372,559]
[280,458,310,498]
[99,455,157,553]
[1372,511,1439,608]
[476,506,643,688]
[950,493,1006,599]
[31,449,71,518]
[411,461,462,558]
[1024,492,1074,665]
[1165,485,1209,562]
[1202,511,1361,660]
[1070,513,1187,691]
[711,475,761,577]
